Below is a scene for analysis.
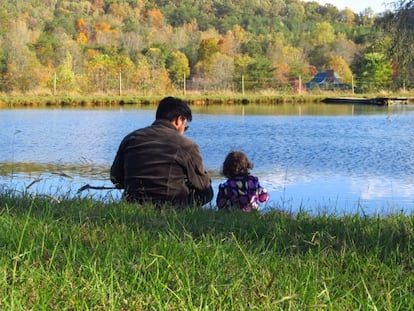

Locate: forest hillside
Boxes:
[0,0,411,95]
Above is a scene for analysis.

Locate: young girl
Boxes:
[216,151,269,212]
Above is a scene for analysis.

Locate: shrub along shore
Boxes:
[0,192,412,309]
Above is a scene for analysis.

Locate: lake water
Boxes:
[1,103,414,215]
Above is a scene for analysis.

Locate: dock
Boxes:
[322,97,411,106]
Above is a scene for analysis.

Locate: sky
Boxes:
[309,0,395,13]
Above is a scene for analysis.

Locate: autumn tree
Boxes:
[94,21,119,46]
[207,53,235,90]
[54,52,78,94]
[218,25,249,57]
[76,18,89,45]
[272,62,291,89]
[141,48,173,94]
[5,16,50,92]
[197,38,219,63]
[312,21,336,46]
[339,8,356,25]
[146,8,165,28]
[87,54,117,93]
[378,0,414,88]
[324,55,353,84]
[193,38,219,88]
[167,51,190,88]
[130,55,151,94]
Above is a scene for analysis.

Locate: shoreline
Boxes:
[2,93,413,108]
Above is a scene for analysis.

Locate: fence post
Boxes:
[119,72,122,96]
[352,75,354,94]
[183,72,186,95]
[53,72,56,96]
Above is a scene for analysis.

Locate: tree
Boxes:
[271,62,291,89]
[0,49,9,92]
[87,54,117,93]
[378,0,414,88]
[234,54,254,77]
[197,38,219,63]
[145,8,165,28]
[34,31,57,67]
[245,55,274,90]
[5,16,50,93]
[325,55,353,84]
[218,25,249,57]
[167,51,190,87]
[360,52,392,92]
[312,22,336,46]
[339,8,356,25]
[207,53,234,90]
[0,7,11,36]
[54,52,78,94]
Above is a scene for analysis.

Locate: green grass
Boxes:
[0,191,413,310]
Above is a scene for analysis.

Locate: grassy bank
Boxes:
[0,192,413,310]
[0,94,326,108]
[2,93,414,109]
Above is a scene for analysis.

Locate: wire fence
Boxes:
[0,74,413,96]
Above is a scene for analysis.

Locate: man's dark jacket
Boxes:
[110,119,213,206]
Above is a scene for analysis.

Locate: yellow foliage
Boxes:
[77,32,88,45]
[325,55,353,84]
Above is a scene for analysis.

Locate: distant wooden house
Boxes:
[304,70,352,91]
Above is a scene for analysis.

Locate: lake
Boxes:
[1,103,414,215]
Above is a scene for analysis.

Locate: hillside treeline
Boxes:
[0,0,412,95]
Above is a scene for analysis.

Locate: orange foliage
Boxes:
[76,18,87,32]
[145,8,164,28]
[94,21,112,33]
[218,37,232,56]
[85,49,100,60]
[272,62,291,86]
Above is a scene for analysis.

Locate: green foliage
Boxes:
[167,50,190,86]
[377,1,414,89]
[0,49,9,92]
[197,38,219,63]
[0,7,11,35]
[360,52,393,91]
[245,55,274,89]
[54,52,78,93]
[33,31,57,67]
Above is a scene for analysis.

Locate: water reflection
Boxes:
[1,104,414,215]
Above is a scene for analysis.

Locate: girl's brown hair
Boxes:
[222,151,253,178]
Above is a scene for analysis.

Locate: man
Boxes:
[110,96,213,207]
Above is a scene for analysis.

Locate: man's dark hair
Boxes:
[155,97,192,122]
[222,151,253,178]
